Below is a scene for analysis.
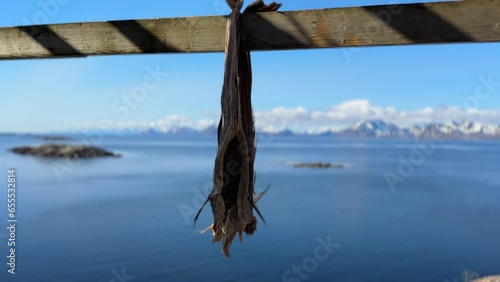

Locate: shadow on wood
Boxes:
[109,20,180,53]
[364,3,474,44]
[19,25,85,58]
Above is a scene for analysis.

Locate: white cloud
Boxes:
[254,106,310,130]
[253,100,500,132]
[69,99,500,133]
[151,115,216,132]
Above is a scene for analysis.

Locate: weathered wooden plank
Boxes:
[0,0,499,59]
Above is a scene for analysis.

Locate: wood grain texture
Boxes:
[1,0,499,59]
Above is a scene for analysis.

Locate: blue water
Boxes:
[0,134,499,282]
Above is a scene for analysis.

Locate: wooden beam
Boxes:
[1,0,499,59]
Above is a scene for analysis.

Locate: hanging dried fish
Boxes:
[194,0,281,257]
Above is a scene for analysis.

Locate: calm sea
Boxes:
[0,134,499,282]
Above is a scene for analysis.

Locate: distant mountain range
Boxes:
[55,120,500,140]
[315,120,500,140]
[117,120,500,140]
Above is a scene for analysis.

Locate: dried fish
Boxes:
[194,0,281,257]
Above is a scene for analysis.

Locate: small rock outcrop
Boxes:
[24,134,74,141]
[40,135,73,141]
[10,144,120,159]
[292,162,345,169]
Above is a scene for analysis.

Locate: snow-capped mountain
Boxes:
[142,126,199,135]
[323,120,499,140]
[199,124,218,135]
[258,128,297,137]
[411,121,500,140]
[331,120,412,138]
[59,120,500,140]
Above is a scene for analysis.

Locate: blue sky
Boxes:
[0,0,499,132]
